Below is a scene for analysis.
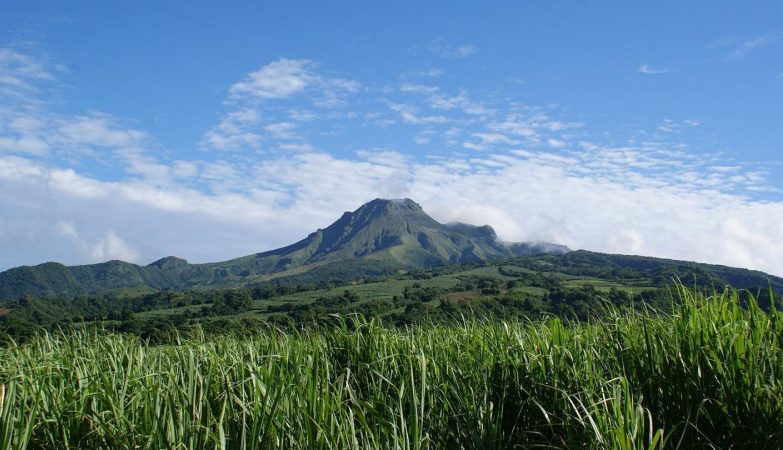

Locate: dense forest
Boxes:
[2,256,778,345]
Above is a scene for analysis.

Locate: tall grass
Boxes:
[1,287,781,449]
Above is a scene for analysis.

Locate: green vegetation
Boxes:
[5,254,781,345]
[0,198,570,300]
[1,199,779,308]
[1,287,781,449]
[1,261,680,344]
[1,199,780,448]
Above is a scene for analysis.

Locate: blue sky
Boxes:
[1,1,782,275]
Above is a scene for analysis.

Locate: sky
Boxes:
[0,1,782,276]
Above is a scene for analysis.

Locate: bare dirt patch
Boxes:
[0,307,11,317]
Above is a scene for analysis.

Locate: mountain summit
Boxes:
[217,198,568,276]
[0,198,568,299]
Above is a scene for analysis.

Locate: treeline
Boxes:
[3,260,778,345]
[0,264,473,341]
[261,274,672,329]
[0,271,693,345]
[0,288,252,342]
[517,251,783,292]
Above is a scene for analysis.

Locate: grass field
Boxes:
[2,286,781,449]
[137,267,488,319]
[136,264,652,321]
[561,277,658,294]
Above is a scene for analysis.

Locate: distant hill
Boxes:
[2,198,780,301]
[519,250,783,292]
[0,198,569,299]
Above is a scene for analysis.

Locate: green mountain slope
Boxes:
[522,250,783,291]
[0,198,568,299]
[2,198,779,300]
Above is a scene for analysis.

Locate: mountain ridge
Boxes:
[0,198,569,299]
[2,198,780,301]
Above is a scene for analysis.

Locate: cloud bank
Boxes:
[1,49,781,277]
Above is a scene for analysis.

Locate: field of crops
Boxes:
[2,287,782,449]
[137,266,507,320]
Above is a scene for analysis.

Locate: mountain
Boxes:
[0,198,569,299]
[2,198,780,301]
[521,250,783,292]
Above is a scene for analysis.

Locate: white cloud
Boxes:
[2,47,782,280]
[229,59,316,100]
[400,83,494,117]
[203,58,359,151]
[52,221,140,264]
[452,46,476,58]
[200,160,239,183]
[464,132,519,151]
[388,103,448,125]
[277,143,314,153]
[418,68,443,78]
[547,138,567,149]
[288,109,317,121]
[658,118,702,133]
[707,33,782,61]
[172,160,199,178]
[416,39,477,58]
[0,155,299,268]
[487,118,538,139]
[201,129,262,151]
[413,130,435,145]
[0,48,55,98]
[87,230,141,263]
[638,64,671,75]
[400,83,439,94]
[0,61,155,164]
[2,147,782,276]
[264,122,298,140]
[200,107,265,150]
[229,58,359,103]
[55,221,78,239]
[0,134,50,156]
[57,113,148,148]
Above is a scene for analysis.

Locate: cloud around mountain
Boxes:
[0,49,782,276]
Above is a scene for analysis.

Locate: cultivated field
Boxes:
[1,287,781,449]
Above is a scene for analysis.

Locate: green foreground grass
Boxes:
[1,287,782,449]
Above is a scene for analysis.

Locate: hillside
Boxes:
[2,198,780,302]
[0,198,568,300]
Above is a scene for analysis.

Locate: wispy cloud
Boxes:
[202,58,360,151]
[201,108,264,150]
[418,68,443,78]
[264,122,298,140]
[399,83,494,116]
[463,132,519,151]
[387,102,448,125]
[657,118,701,133]
[0,48,56,98]
[707,32,782,61]
[413,39,477,58]
[229,59,312,100]
[3,143,781,274]
[638,64,671,75]
[228,58,359,104]
[2,47,782,277]
[0,89,156,166]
